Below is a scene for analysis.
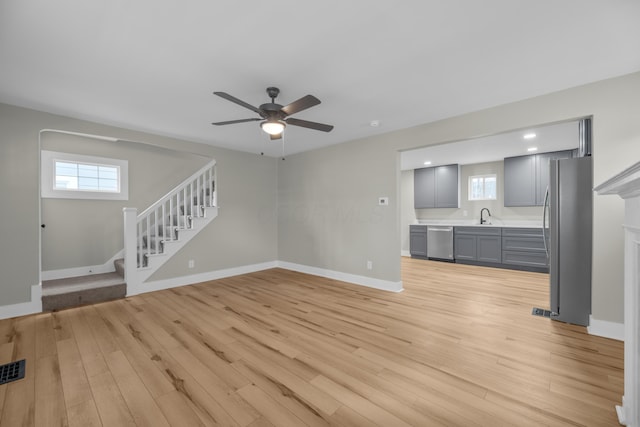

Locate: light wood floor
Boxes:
[0,258,623,426]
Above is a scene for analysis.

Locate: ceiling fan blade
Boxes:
[270,133,283,140]
[285,117,334,132]
[211,118,261,126]
[213,92,261,114]
[280,95,321,116]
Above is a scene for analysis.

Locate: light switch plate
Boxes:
[378,197,389,206]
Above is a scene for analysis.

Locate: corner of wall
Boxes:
[277,261,403,293]
[0,284,42,320]
[587,315,624,341]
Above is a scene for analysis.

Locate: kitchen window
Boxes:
[468,174,496,201]
[41,150,128,200]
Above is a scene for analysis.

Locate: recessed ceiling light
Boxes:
[524,133,537,140]
[370,120,380,127]
[424,161,432,165]
[527,147,538,152]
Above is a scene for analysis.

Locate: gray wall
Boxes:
[400,170,416,254]
[279,71,640,325]
[0,103,278,305]
[278,138,399,281]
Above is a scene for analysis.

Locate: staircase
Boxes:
[41,159,218,310]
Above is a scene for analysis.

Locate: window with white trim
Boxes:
[468,174,497,201]
[41,150,128,200]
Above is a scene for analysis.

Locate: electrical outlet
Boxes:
[188,259,195,268]
[378,197,389,206]
[367,260,373,270]
[463,210,468,217]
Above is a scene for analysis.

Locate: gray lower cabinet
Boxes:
[415,225,548,272]
[414,164,459,208]
[501,227,549,271]
[409,225,428,258]
[454,227,502,264]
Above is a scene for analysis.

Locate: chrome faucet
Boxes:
[480,208,491,225]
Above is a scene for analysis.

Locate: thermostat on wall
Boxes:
[378,197,389,206]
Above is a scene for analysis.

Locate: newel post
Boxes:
[123,207,138,294]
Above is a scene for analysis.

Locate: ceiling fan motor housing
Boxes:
[259,102,285,120]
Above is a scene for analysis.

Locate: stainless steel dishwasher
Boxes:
[427,226,454,261]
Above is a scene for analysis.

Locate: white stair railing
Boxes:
[123,159,217,291]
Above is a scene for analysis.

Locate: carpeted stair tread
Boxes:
[42,272,126,311]
[42,272,125,296]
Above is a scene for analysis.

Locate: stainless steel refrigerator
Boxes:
[543,156,593,326]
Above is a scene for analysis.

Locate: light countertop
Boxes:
[413,219,543,228]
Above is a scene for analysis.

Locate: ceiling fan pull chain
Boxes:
[281,135,285,160]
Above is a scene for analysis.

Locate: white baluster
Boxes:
[154,209,159,255]
[190,181,195,219]
[169,196,174,240]
[162,202,166,243]
[197,174,202,216]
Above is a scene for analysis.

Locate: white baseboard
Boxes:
[127,261,278,296]
[277,261,403,293]
[401,250,411,257]
[41,249,123,281]
[128,260,404,296]
[588,315,624,341]
[0,284,42,320]
[2,260,402,318]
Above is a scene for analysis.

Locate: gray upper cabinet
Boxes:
[535,150,573,205]
[504,155,536,206]
[504,150,573,207]
[414,164,459,208]
[434,165,459,208]
[414,168,436,208]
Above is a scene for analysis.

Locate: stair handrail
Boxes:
[137,158,217,220]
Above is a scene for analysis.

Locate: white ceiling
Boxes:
[400,120,580,170]
[1,1,639,157]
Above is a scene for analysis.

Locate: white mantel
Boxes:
[595,161,640,427]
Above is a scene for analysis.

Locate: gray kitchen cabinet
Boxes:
[501,227,548,272]
[414,164,459,208]
[504,150,573,207]
[434,165,459,208]
[409,225,428,259]
[414,168,436,209]
[454,227,502,264]
[454,234,476,260]
[504,155,536,206]
[535,150,573,205]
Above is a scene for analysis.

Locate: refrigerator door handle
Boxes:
[542,186,549,258]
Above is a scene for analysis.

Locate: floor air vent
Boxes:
[532,307,552,318]
[0,359,26,385]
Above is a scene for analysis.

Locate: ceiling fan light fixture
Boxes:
[261,120,286,135]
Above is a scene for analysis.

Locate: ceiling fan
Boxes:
[211,87,334,140]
